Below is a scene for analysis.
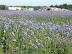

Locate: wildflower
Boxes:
[28,21,32,24]
[48,46,50,48]
[14,29,16,32]
[2,37,5,40]
[23,45,25,48]
[24,32,27,36]
[49,28,52,31]
[10,32,14,36]
[31,31,34,35]
[35,39,38,42]
[45,42,46,44]
[55,42,56,44]
[48,37,51,40]
[70,34,72,36]
[9,45,12,47]
[13,39,16,42]
[26,28,29,31]
[4,30,6,33]
[41,27,44,30]
[20,38,22,41]
[18,25,21,28]
[15,47,18,51]
[45,37,51,40]
[17,21,20,23]
[39,44,44,47]
[59,48,61,50]
[1,45,4,47]
[22,37,25,40]
[69,46,71,48]
[35,46,38,50]
[29,40,31,42]
[38,43,40,45]
[30,43,34,46]
[39,40,42,43]
[12,48,14,52]
[21,50,23,53]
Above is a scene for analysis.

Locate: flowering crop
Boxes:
[0,10,72,54]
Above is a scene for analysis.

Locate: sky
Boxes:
[0,0,72,6]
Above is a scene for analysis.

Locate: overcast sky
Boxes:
[0,0,72,6]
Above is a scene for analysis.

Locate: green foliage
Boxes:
[51,4,72,10]
[0,15,72,54]
[0,5,6,10]
[0,11,72,54]
[50,5,54,7]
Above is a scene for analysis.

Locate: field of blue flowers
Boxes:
[0,10,72,54]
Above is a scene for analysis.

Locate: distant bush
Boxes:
[50,4,72,10]
[0,5,6,10]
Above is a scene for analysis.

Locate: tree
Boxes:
[50,4,72,10]
[0,5,6,10]
[50,5,54,7]
[63,4,67,9]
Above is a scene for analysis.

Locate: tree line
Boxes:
[50,4,72,10]
[0,5,42,10]
[0,5,6,10]
[0,4,72,10]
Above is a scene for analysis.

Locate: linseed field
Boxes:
[0,10,72,54]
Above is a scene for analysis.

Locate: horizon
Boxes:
[0,3,72,7]
[0,0,72,6]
